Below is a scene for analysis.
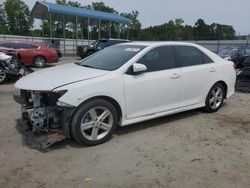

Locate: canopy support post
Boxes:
[42,19,44,42]
[87,17,90,45]
[50,12,52,41]
[75,16,78,53]
[63,14,65,55]
[127,25,129,40]
[118,23,121,39]
[109,20,111,39]
[98,19,101,40]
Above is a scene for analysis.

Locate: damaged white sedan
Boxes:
[14,42,236,148]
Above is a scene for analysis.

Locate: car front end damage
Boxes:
[13,89,75,150]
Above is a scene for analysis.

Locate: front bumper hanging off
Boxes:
[13,90,75,151]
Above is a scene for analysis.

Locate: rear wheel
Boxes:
[33,56,46,68]
[71,99,118,146]
[0,67,8,84]
[204,83,225,113]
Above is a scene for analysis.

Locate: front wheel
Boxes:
[0,67,8,84]
[204,83,225,113]
[71,99,118,146]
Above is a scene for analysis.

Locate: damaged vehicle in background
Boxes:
[0,49,33,84]
[218,46,250,69]
[14,42,236,149]
[76,38,129,59]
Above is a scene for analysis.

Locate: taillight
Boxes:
[233,63,236,70]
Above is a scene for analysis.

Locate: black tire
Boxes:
[204,83,225,113]
[71,99,118,146]
[0,67,8,84]
[87,51,95,57]
[33,56,47,68]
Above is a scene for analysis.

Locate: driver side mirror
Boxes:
[131,63,147,75]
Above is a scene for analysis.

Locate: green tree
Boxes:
[0,4,8,34]
[194,19,211,40]
[121,11,141,40]
[55,0,66,5]
[4,0,33,35]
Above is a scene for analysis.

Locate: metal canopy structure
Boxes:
[31,1,130,24]
[30,1,130,54]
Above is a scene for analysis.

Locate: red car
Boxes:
[0,41,58,68]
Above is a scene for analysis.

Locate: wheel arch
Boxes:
[33,55,48,63]
[214,80,228,99]
[76,95,123,123]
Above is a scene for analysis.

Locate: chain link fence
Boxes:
[0,34,249,55]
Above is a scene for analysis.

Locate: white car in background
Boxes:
[14,42,236,146]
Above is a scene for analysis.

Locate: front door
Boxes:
[123,46,181,119]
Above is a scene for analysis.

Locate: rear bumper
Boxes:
[47,56,59,63]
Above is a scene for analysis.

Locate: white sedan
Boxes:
[14,42,236,146]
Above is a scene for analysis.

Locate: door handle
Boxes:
[209,67,216,72]
[171,73,180,79]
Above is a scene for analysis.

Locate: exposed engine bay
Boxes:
[25,91,62,132]
[14,89,75,150]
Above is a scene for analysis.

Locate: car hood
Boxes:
[15,63,108,91]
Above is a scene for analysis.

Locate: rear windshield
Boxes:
[218,48,238,56]
[78,45,146,71]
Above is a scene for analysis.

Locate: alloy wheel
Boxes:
[35,57,46,68]
[0,68,6,82]
[209,87,223,109]
[80,107,113,141]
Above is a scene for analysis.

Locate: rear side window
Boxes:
[137,46,176,72]
[176,46,212,67]
[203,54,213,64]
[16,43,38,49]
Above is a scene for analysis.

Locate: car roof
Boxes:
[0,40,42,46]
[100,38,129,42]
[117,41,203,47]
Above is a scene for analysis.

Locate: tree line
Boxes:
[0,0,236,41]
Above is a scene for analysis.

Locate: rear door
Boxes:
[123,46,181,119]
[15,43,38,63]
[175,45,216,107]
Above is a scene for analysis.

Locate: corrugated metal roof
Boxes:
[31,1,130,24]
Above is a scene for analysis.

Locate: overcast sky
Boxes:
[14,0,250,35]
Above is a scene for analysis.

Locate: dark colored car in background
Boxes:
[77,38,129,59]
[0,41,59,68]
[218,46,250,69]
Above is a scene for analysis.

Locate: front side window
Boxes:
[79,45,146,71]
[137,46,176,72]
[176,46,204,67]
[16,43,38,49]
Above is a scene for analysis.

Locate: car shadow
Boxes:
[15,109,202,152]
[115,109,201,136]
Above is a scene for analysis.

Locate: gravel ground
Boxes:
[0,57,250,188]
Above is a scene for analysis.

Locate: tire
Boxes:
[87,51,95,57]
[71,99,118,146]
[0,67,8,84]
[33,56,47,68]
[204,83,225,113]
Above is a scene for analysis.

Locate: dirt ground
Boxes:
[1,58,250,188]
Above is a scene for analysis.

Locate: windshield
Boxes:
[78,45,146,71]
[90,40,99,47]
[218,48,238,56]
